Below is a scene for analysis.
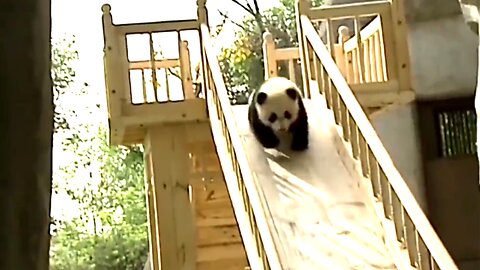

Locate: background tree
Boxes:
[216,0,323,103]
[49,35,148,270]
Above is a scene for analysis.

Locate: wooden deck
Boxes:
[230,97,396,269]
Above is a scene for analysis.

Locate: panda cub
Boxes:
[248,76,309,151]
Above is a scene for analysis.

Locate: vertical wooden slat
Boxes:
[418,235,432,270]
[307,40,316,80]
[324,69,333,108]
[179,39,195,100]
[353,15,365,83]
[331,85,341,124]
[334,44,347,77]
[165,67,171,101]
[373,31,383,81]
[148,33,159,102]
[141,69,148,103]
[313,54,324,95]
[368,36,376,82]
[368,148,381,198]
[405,212,420,267]
[359,134,370,177]
[339,99,350,141]
[288,59,296,85]
[378,10,397,82]
[364,39,371,82]
[351,49,359,84]
[377,26,388,82]
[379,170,393,219]
[349,115,360,159]
[391,191,406,245]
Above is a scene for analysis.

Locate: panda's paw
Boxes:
[262,139,280,149]
[291,140,308,151]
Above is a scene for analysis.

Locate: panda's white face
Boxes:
[254,77,301,132]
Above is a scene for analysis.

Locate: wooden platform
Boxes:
[230,98,397,270]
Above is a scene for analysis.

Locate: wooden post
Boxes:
[197,0,208,100]
[143,145,161,270]
[295,0,312,97]
[101,4,126,145]
[145,124,196,270]
[262,31,277,80]
[179,40,195,100]
[335,26,350,78]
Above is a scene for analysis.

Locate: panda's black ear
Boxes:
[256,92,268,105]
[286,88,298,100]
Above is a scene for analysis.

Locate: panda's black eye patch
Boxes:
[286,88,298,100]
[284,111,292,119]
[268,113,277,123]
[257,92,268,105]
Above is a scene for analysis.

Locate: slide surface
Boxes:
[230,95,397,270]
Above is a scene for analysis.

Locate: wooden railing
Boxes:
[339,16,388,85]
[295,0,412,107]
[262,32,301,84]
[297,12,459,270]
[102,3,203,145]
[102,4,198,105]
[199,22,284,270]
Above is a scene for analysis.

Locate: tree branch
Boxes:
[252,0,261,16]
[217,9,248,32]
[230,0,255,16]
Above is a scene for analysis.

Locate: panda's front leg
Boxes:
[251,122,280,149]
[290,120,309,151]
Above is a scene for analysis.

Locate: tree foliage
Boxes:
[217,0,323,103]
[51,36,83,132]
[49,35,148,270]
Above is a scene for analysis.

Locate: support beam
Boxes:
[145,124,196,270]
[143,149,161,269]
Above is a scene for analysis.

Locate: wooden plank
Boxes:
[196,203,236,220]
[129,59,179,70]
[197,224,243,247]
[197,243,247,263]
[116,19,199,35]
[121,99,208,126]
[275,47,300,61]
[197,257,249,270]
[193,185,230,205]
[196,215,238,228]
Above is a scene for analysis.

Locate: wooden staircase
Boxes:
[189,135,249,269]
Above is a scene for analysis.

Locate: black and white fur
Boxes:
[248,77,309,151]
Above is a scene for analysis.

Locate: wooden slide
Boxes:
[229,94,398,270]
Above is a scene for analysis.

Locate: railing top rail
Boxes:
[200,23,284,270]
[102,4,199,35]
[300,15,458,269]
[309,0,390,20]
